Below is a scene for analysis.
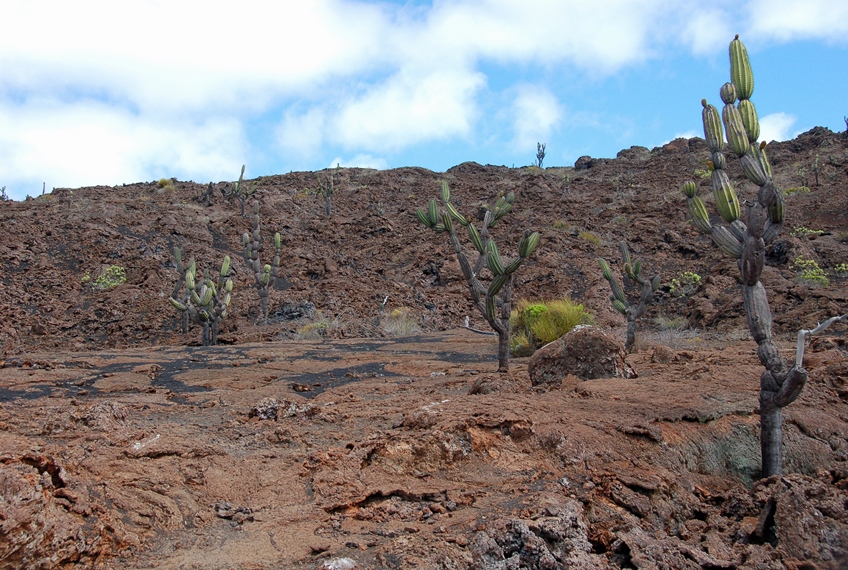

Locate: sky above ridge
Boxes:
[1,0,847,201]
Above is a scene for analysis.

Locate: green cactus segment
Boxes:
[518,232,540,258]
[711,169,741,223]
[722,103,750,156]
[702,100,724,153]
[467,223,485,254]
[598,258,613,281]
[681,180,698,199]
[737,99,760,142]
[503,256,524,275]
[427,199,440,227]
[613,299,627,315]
[729,35,754,100]
[711,152,726,171]
[440,180,451,203]
[445,201,468,225]
[768,188,785,224]
[169,297,187,311]
[720,82,737,105]
[687,195,713,233]
[619,241,632,268]
[757,142,773,178]
[711,225,743,258]
[741,151,768,185]
[415,208,433,228]
[487,240,504,275]
[488,274,509,298]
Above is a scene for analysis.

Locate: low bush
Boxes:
[510,298,593,356]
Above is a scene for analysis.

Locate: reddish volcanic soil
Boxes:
[1,128,847,569]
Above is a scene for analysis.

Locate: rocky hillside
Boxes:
[1,128,847,355]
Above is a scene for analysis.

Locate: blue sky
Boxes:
[2,0,847,201]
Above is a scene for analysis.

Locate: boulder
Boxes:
[528,326,635,387]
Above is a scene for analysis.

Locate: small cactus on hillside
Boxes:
[169,248,233,346]
[226,165,256,217]
[317,167,338,217]
[599,241,660,352]
[417,181,540,372]
[681,35,847,477]
[243,199,282,324]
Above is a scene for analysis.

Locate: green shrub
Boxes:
[578,231,601,246]
[510,298,593,356]
[157,178,176,192]
[91,265,126,290]
[790,226,823,238]
[669,271,701,297]
[792,256,829,287]
[381,307,422,337]
[784,186,810,196]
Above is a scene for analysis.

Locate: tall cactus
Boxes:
[599,241,660,352]
[417,182,540,372]
[169,250,233,346]
[681,36,846,477]
[243,199,281,324]
[226,164,256,217]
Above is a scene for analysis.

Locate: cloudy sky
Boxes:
[2,0,846,201]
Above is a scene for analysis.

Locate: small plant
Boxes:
[693,168,710,180]
[91,265,127,290]
[578,231,601,246]
[669,271,702,297]
[784,186,811,196]
[0,186,8,201]
[157,178,176,192]
[295,311,344,340]
[536,142,546,168]
[417,182,540,372]
[792,256,829,287]
[834,262,848,276]
[510,298,592,356]
[599,242,660,352]
[790,226,823,238]
[81,271,91,284]
[380,307,422,337]
[242,200,282,324]
[552,220,569,230]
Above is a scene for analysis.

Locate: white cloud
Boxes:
[0,98,246,199]
[509,86,563,151]
[747,0,848,42]
[328,154,388,170]
[276,107,328,158]
[759,112,796,142]
[0,0,388,111]
[332,69,486,150]
[679,8,735,55]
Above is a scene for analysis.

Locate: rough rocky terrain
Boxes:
[1,127,847,568]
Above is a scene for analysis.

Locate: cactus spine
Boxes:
[599,242,660,352]
[243,199,282,324]
[416,182,540,372]
[681,36,823,478]
[169,248,233,346]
